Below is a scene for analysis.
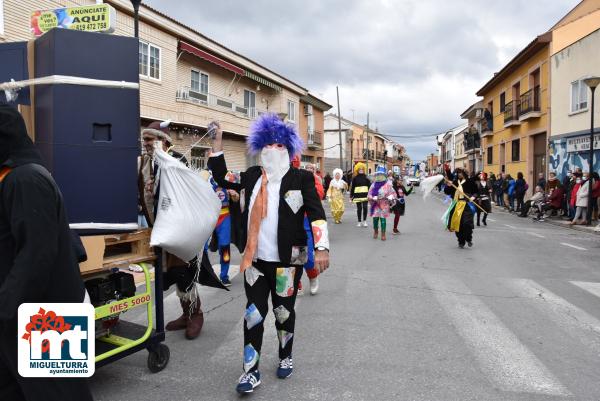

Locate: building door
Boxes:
[533,132,547,182]
[499,143,506,173]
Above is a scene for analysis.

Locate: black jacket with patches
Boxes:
[0,104,86,321]
[208,154,326,266]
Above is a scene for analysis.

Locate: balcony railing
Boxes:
[518,86,541,119]
[176,86,266,119]
[307,129,322,147]
[503,100,520,126]
[376,151,384,161]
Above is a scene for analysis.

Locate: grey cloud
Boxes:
[145,0,580,160]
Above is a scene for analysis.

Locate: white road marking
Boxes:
[527,232,546,239]
[560,242,587,251]
[510,279,600,353]
[424,273,569,396]
[487,218,497,222]
[504,224,517,229]
[571,281,600,299]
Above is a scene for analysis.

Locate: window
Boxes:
[487,146,493,164]
[244,90,256,118]
[511,139,520,162]
[301,155,313,163]
[500,92,506,112]
[191,70,209,95]
[571,80,588,113]
[139,41,160,80]
[287,100,296,122]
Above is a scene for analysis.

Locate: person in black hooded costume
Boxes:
[0,104,93,401]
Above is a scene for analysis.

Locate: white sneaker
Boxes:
[362,221,368,227]
[357,222,362,227]
[309,277,319,295]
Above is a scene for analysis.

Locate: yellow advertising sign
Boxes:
[31,4,116,37]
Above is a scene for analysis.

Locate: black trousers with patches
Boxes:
[243,260,303,372]
[455,205,474,246]
[356,201,368,222]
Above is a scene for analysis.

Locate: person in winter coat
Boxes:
[592,172,600,221]
[571,173,590,225]
[367,166,397,241]
[494,173,505,206]
[0,105,93,401]
[514,172,527,212]
[543,183,565,217]
[504,174,515,211]
[350,162,371,227]
[518,185,545,218]
[475,172,492,226]
[546,171,559,194]
[391,177,413,234]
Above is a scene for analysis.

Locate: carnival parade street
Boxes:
[89,196,600,401]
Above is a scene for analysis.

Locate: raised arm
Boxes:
[207,122,243,192]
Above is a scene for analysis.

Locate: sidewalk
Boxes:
[490,203,600,235]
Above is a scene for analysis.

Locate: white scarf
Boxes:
[330,168,345,189]
[260,147,290,182]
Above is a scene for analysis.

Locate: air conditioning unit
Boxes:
[304,104,313,116]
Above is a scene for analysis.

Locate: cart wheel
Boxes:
[147,344,170,373]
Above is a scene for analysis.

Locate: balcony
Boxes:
[176,86,266,119]
[307,130,322,149]
[503,100,521,128]
[376,151,385,161]
[518,86,541,121]
[464,132,481,155]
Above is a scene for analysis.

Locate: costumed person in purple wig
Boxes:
[207,114,330,394]
[367,166,397,241]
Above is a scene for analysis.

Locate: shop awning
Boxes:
[245,70,282,92]
[179,41,244,76]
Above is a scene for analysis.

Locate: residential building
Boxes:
[476,33,551,189]
[426,153,439,173]
[385,142,406,175]
[1,0,328,173]
[549,4,600,180]
[323,114,390,175]
[439,124,468,172]
[298,94,332,171]
[460,101,484,173]
[454,128,468,170]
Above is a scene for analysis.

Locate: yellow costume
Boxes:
[327,168,348,224]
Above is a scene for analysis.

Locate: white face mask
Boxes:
[260,146,290,182]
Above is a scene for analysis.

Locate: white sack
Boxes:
[150,144,221,261]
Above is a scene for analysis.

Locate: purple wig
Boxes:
[247,113,304,158]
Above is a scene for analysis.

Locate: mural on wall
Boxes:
[549,136,600,181]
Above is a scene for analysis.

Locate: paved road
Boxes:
[90,191,600,401]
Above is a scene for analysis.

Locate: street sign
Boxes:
[566,133,600,153]
[31,4,116,37]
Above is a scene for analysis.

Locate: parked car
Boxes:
[406,176,420,186]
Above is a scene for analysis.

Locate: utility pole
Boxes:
[336,86,343,170]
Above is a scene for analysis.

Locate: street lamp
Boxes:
[583,76,600,225]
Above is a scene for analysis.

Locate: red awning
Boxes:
[179,41,244,76]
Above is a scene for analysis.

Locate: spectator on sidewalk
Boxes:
[592,172,600,221]
[518,185,545,218]
[504,174,515,212]
[537,172,546,192]
[570,172,589,225]
[546,171,559,194]
[494,172,504,207]
[568,172,582,220]
[515,172,527,213]
[545,182,565,217]
[563,170,573,217]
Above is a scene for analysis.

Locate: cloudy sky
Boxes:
[147,0,580,160]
